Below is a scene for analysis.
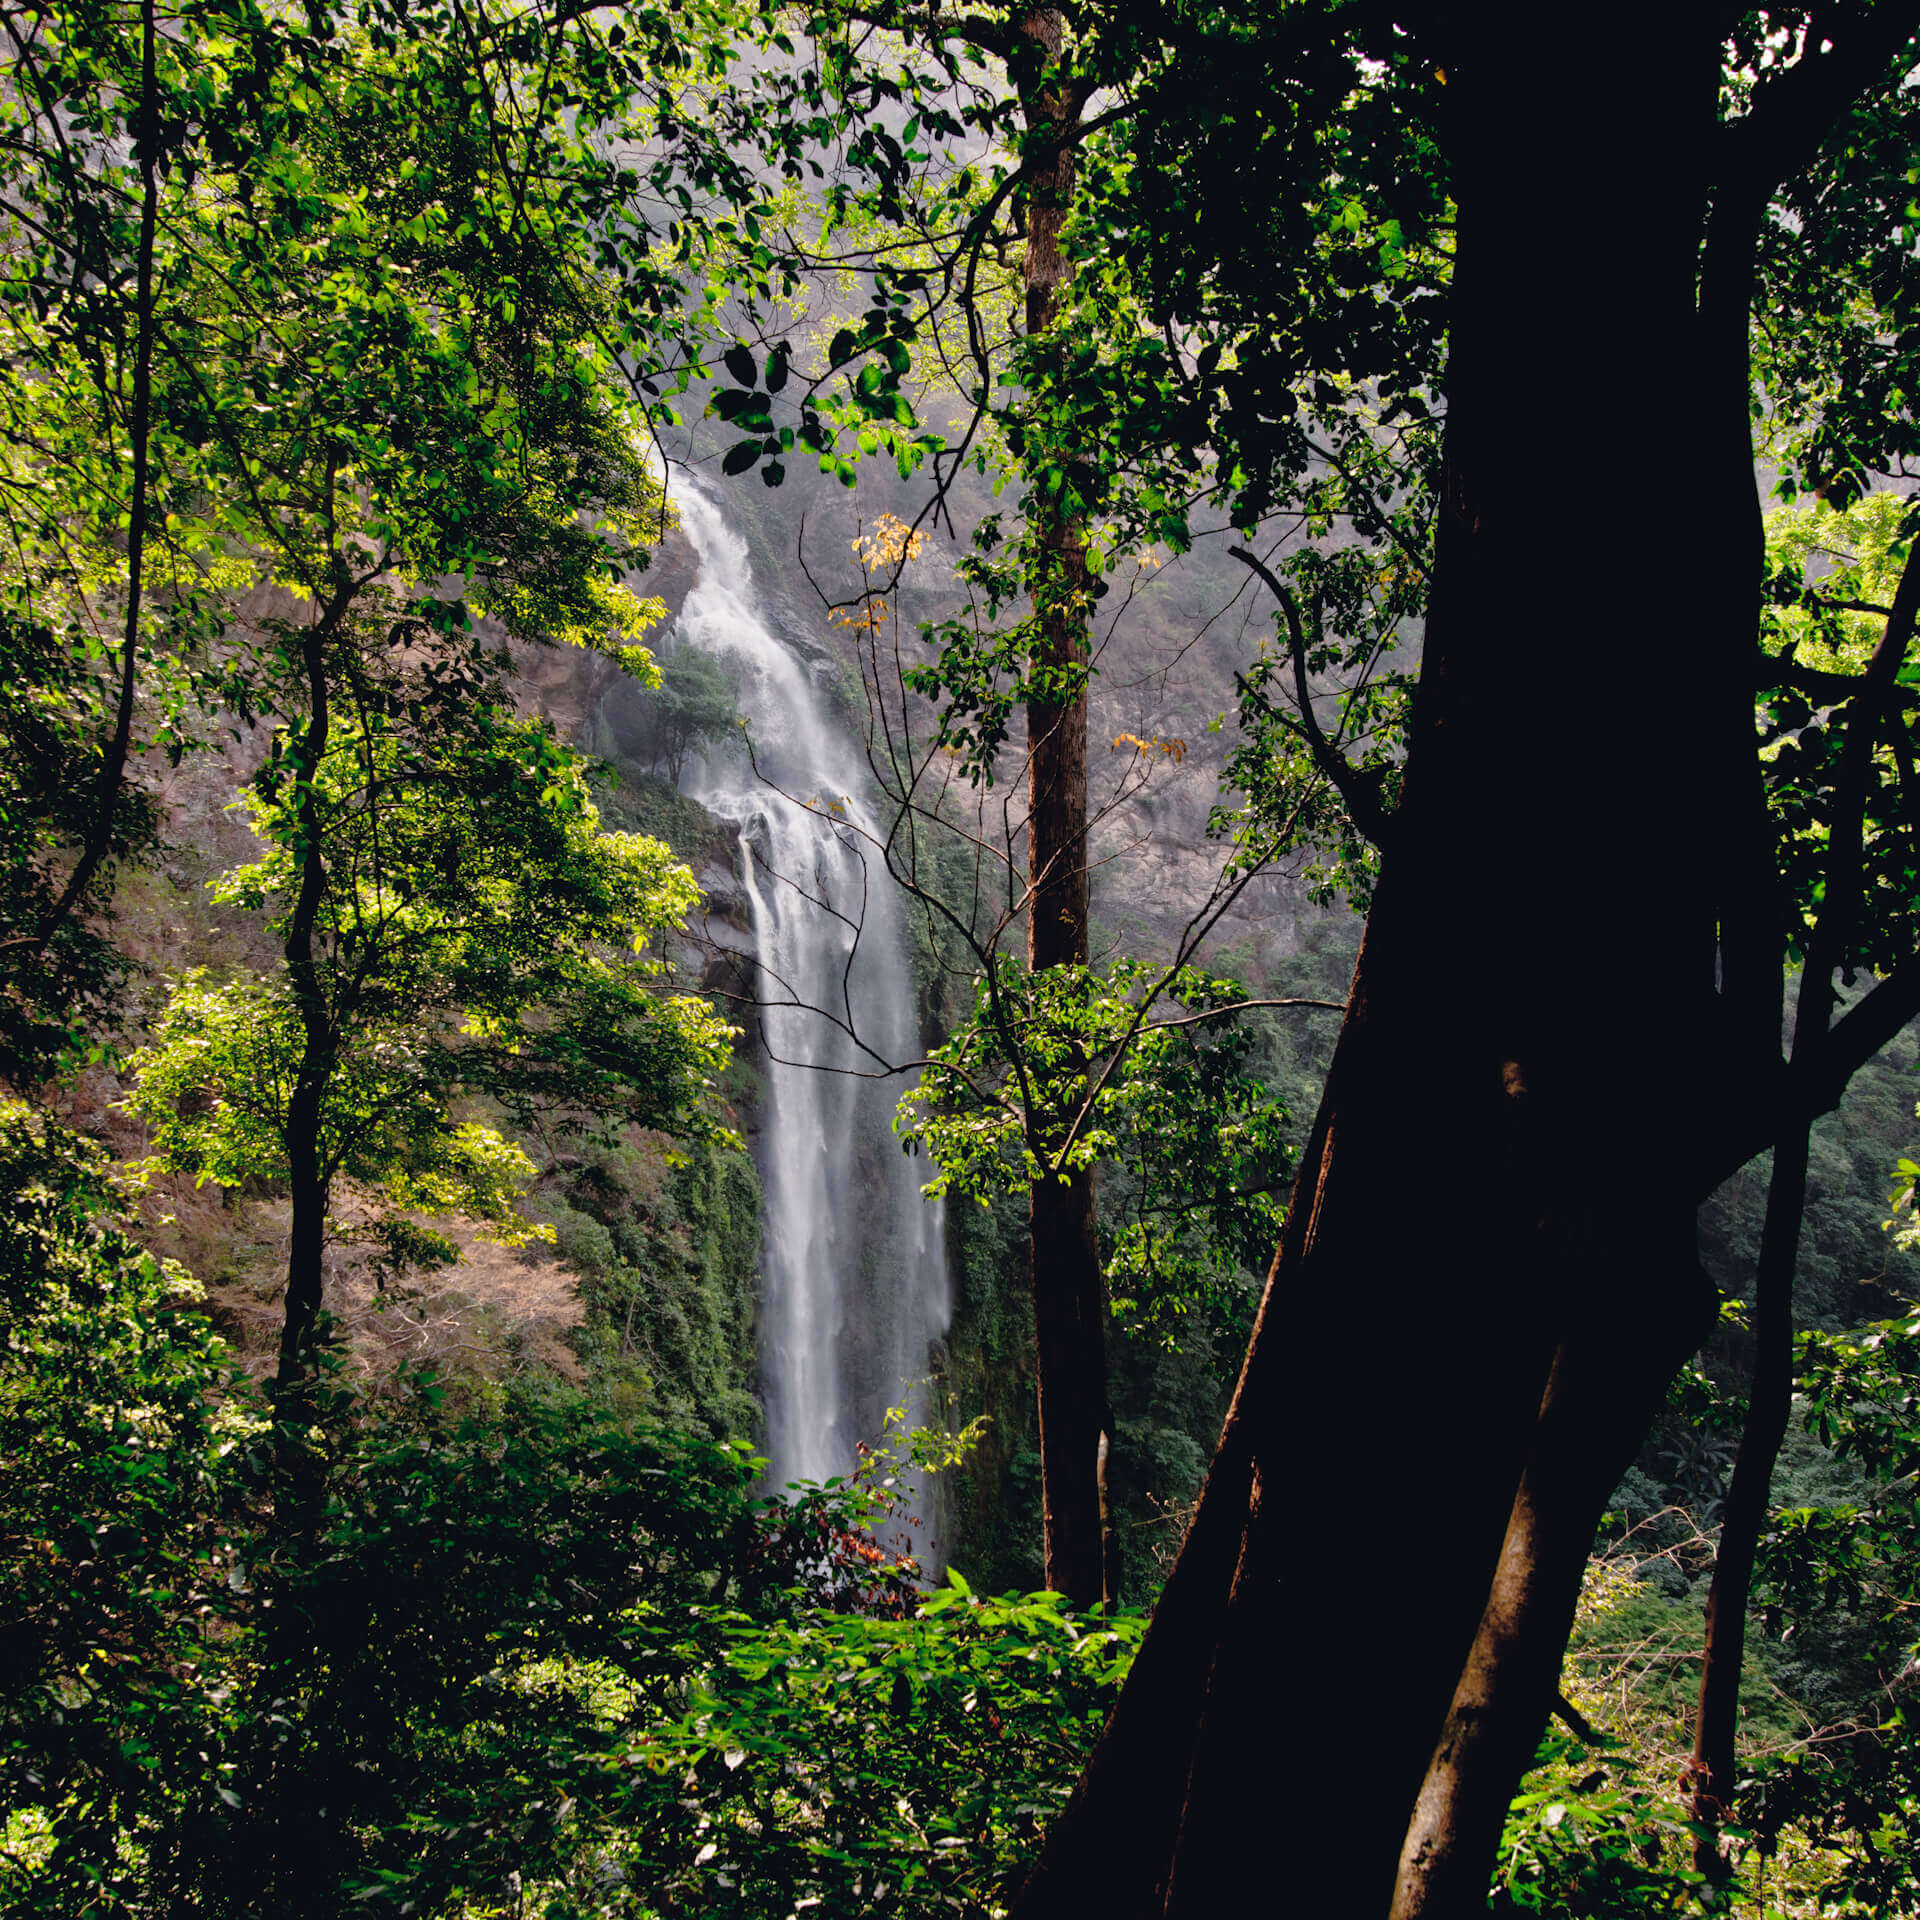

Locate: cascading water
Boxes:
[666,471,950,1539]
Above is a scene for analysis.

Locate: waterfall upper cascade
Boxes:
[667,473,951,1527]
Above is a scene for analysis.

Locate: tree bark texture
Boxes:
[1018,6,1109,1608]
[1012,18,1772,1915]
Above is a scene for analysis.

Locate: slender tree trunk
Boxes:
[1026,555,1104,1601]
[1688,528,1920,1868]
[1686,1116,1806,1875]
[256,609,347,1918]
[1017,7,1109,1608]
[1014,23,1740,1913]
[276,615,339,1394]
[1031,1165,1109,1604]
[32,0,159,961]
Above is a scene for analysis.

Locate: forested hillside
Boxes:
[8,3,1920,1917]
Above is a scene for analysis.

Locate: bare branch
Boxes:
[1227,544,1397,848]
[1141,997,1348,1033]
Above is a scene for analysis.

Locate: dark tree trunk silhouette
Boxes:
[1687,1117,1807,1878]
[256,589,356,1917]
[275,594,350,1395]
[1010,11,1920,1912]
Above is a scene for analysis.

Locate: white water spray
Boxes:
[666,472,950,1524]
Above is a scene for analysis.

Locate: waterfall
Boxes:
[666,471,950,1540]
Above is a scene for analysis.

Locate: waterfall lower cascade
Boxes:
[668,473,950,1547]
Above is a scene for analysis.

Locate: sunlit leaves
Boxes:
[131,618,735,1273]
[625,1582,1143,1916]
[1757,494,1920,973]
[0,1099,257,1916]
[897,958,1291,1343]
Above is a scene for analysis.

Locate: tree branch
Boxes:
[1719,3,1920,203]
[1698,527,1920,1192]
[1228,544,1397,847]
[28,0,160,966]
[1550,1691,1603,1747]
[1141,996,1347,1033]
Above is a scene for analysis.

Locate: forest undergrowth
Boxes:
[10,1045,1920,1917]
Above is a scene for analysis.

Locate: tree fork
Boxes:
[1393,1250,1716,1918]
[1015,16,1740,1912]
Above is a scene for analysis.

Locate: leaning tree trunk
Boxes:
[1686,1114,1807,1878]
[1012,21,1755,1916]
[1017,6,1110,1609]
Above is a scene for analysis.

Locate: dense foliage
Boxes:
[901,958,1293,1346]
[10,0,1920,1915]
[0,1098,1138,1916]
[129,618,733,1291]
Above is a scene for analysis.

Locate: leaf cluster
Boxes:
[0,610,162,1074]
[617,1572,1142,1920]
[130,605,735,1273]
[1758,494,1920,976]
[899,957,1292,1341]
[0,1097,259,1914]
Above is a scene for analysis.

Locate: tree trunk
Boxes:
[276,615,339,1395]
[1391,1255,1709,1917]
[1688,503,1920,1868]
[1686,1116,1806,1876]
[1013,20,1747,1913]
[1017,6,1109,1608]
[31,0,159,962]
[1025,537,1103,1601]
[255,610,348,1916]
[1031,1165,1110,1605]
